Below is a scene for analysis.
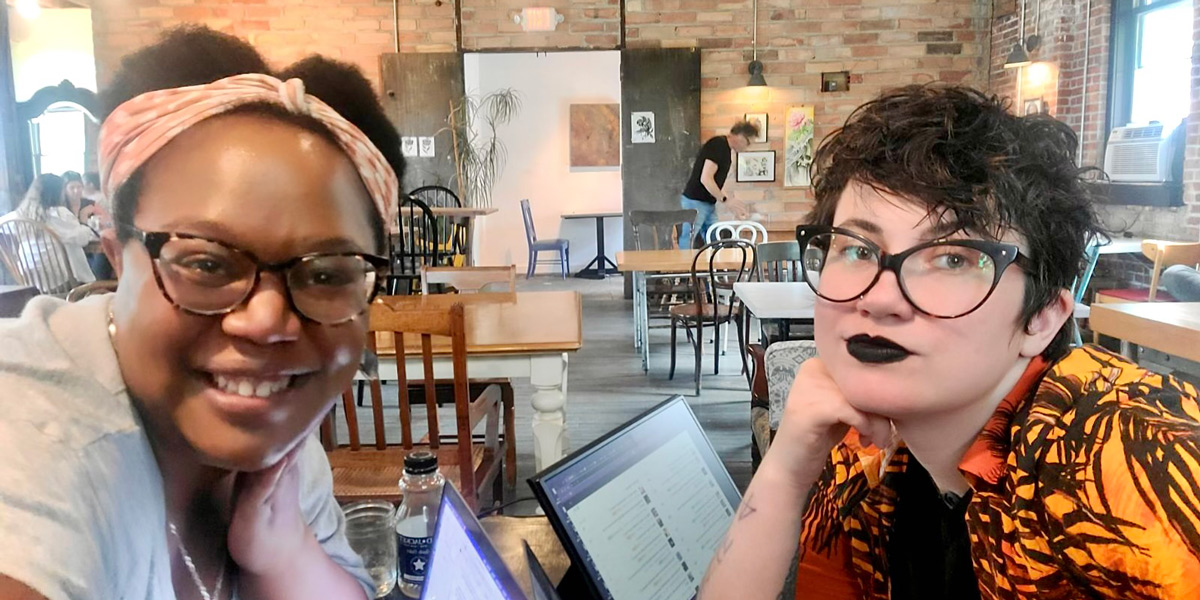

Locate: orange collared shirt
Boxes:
[794,346,1200,600]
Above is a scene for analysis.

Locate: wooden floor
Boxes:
[337,274,757,513]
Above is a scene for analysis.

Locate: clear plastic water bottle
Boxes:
[395,450,445,598]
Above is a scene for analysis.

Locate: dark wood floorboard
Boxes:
[336,275,755,513]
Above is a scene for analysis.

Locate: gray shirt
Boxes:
[0,295,372,600]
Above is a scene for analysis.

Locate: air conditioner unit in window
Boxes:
[1104,123,1181,183]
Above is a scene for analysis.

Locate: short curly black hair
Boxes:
[100,25,404,254]
[808,84,1104,360]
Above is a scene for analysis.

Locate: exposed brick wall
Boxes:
[88,0,993,225]
[625,0,991,223]
[1184,0,1200,242]
[988,0,1110,168]
[989,0,1200,292]
[460,0,621,50]
[89,0,457,91]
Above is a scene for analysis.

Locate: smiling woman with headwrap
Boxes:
[0,26,404,600]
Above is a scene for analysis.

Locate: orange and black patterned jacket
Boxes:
[794,345,1200,600]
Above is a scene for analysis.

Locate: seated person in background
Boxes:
[1162,264,1200,301]
[82,170,109,213]
[63,170,114,229]
[0,25,403,600]
[64,170,117,280]
[700,84,1200,600]
[6,173,98,289]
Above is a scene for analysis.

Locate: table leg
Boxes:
[595,217,607,277]
[574,217,611,279]
[633,271,643,350]
[465,218,477,267]
[530,353,569,471]
[637,272,650,372]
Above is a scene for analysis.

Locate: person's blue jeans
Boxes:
[1162,265,1200,301]
[679,195,717,249]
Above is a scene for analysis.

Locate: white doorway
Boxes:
[463,51,622,273]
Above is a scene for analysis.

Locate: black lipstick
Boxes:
[846,334,912,364]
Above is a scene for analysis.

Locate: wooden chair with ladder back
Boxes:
[323,302,515,511]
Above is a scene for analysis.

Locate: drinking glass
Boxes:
[344,500,398,598]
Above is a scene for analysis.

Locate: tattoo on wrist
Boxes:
[698,494,758,597]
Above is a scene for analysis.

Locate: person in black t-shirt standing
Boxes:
[679,121,759,248]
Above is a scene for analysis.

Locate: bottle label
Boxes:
[398,534,433,586]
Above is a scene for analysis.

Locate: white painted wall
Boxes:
[7,8,97,102]
[464,51,623,273]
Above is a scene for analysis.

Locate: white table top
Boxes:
[733,281,1090,320]
[1097,238,1145,255]
[562,211,623,219]
[733,282,817,319]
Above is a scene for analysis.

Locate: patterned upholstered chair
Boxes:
[749,340,818,469]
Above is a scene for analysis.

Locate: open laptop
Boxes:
[528,395,742,600]
[420,481,562,600]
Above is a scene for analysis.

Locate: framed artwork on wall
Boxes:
[631,111,655,144]
[743,112,768,143]
[737,150,776,182]
[784,105,814,188]
[570,103,621,167]
[1023,98,1046,116]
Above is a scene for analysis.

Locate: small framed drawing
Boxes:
[418,136,435,158]
[821,71,850,93]
[737,150,776,183]
[631,111,655,144]
[1023,98,1045,116]
[743,112,768,143]
[400,137,418,157]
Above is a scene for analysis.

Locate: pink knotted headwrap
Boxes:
[99,73,398,228]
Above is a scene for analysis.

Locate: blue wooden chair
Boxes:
[520,199,569,279]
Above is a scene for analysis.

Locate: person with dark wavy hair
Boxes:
[0,26,405,600]
[701,85,1200,600]
[5,173,99,289]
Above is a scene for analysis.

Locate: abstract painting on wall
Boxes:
[570,103,621,167]
[784,106,815,188]
[631,111,655,144]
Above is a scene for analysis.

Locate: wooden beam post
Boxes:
[0,6,24,212]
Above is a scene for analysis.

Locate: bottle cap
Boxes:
[404,450,438,475]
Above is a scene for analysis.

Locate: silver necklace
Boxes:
[110,311,228,598]
[168,521,227,600]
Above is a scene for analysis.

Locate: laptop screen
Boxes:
[420,482,528,600]
[529,396,741,600]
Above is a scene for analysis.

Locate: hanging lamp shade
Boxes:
[1003,42,1031,69]
[747,60,767,86]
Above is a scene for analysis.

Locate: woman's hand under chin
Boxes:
[226,445,310,576]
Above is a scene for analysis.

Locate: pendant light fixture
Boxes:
[747,0,767,86]
[1004,0,1042,69]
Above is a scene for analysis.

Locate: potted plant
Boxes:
[445,89,522,208]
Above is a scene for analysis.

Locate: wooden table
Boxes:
[368,291,582,470]
[1089,302,1200,363]
[562,211,622,279]
[617,248,756,372]
[392,206,498,266]
[382,514,569,599]
[0,285,38,318]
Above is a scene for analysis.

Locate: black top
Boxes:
[885,457,981,600]
[72,198,96,221]
[682,136,732,204]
